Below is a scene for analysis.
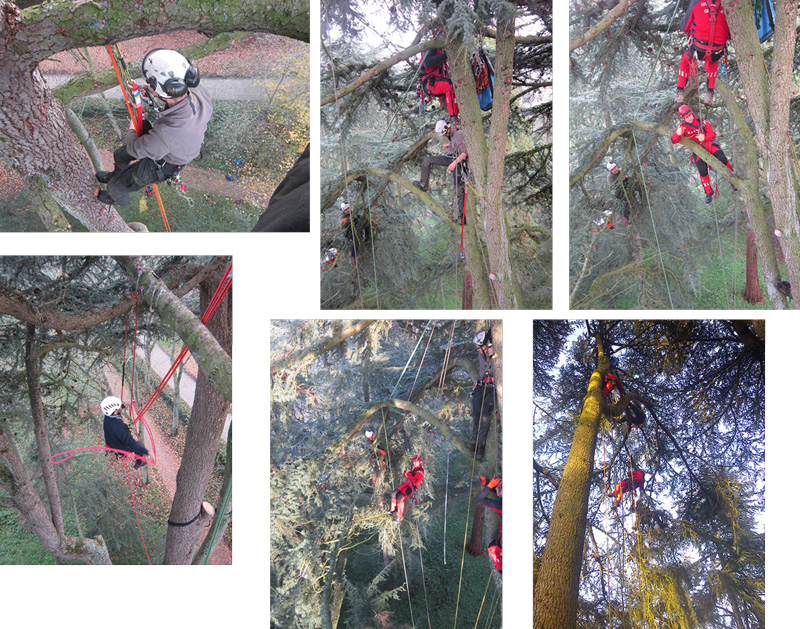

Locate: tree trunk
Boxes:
[533,340,607,629]
[24,324,65,539]
[742,231,765,304]
[163,267,232,564]
[468,502,486,556]
[192,427,233,564]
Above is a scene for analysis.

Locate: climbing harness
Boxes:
[107,45,172,231]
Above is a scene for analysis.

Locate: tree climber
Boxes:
[671,104,735,204]
[469,330,496,461]
[413,119,469,224]
[419,47,459,117]
[609,469,645,508]
[95,49,213,206]
[340,202,374,264]
[101,396,149,469]
[675,0,730,106]
[606,162,635,221]
[389,454,424,522]
[602,356,625,401]
[364,428,389,466]
[477,475,502,571]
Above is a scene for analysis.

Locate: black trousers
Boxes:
[106,146,181,206]
[471,383,495,455]
[419,155,467,216]
[694,146,730,178]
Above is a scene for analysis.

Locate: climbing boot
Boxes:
[702,91,714,106]
[96,190,115,205]
[95,171,113,184]
[674,89,685,104]
[413,180,428,192]
[705,192,714,204]
[133,459,147,470]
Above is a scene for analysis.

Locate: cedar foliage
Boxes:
[533,320,764,629]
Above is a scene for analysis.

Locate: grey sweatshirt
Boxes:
[125,87,213,165]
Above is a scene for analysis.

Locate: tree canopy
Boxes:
[533,320,765,629]
[321,0,552,309]
[569,0,799,310]
[271,319,503,628]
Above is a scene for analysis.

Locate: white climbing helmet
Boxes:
[365,429,375,439]
[606,162,617,171]
[141,48,200,98]
[435,119,451,136]
[340,202,351,213]
[101,395,123,415]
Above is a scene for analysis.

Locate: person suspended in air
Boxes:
[414,119,470,224]
[339,202,375,265]
[602,356,625,401]
[675,0,730,106]
[96,49,212,206]
[364,428,390,466]
[389,454,424,522]
[477,475,502,571]
[609,469,645,508]
[606,162,637,222]
[419,48,459,117]
[469,330,496,461]
[672,104,736,204]
[101,396,149,469]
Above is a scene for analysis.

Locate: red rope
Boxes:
[459,182,468,257]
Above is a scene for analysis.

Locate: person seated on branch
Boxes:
[414,119,469,224]
[101,395,149,469]
[609,469,645,508]
[477,475,503,571]
[675,0,730,106]
[672,104,736,204]
[389,454,424,522]
[606,162,634,221]
[96,49,212,206]
[469,330,496,461]
[419,48,459,117]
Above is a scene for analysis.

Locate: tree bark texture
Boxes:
[116,256,232,402]
[192,427,233,564]
[533,353,606,628]
[0,0,309,231]
[163,268,232,564]
[742,231,765,304]
[24,324,65,539]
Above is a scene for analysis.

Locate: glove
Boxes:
[488,478,500,489]
[480,475,487,486]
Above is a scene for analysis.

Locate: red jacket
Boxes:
[672,118,717,154]
[603,373,625,399]
[628,469,645,489]
[404,466,424,489]
[683,0,729,48]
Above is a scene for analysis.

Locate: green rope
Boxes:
[203,472,231,565]
[628,0,683,309]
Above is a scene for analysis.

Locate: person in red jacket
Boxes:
[389,455,424,522]
[419,48,459,117]
[477,476,502,571]
[672,105,735,204]
[675,0,730,105]
[610,469,645,508]
[602,372,625,401]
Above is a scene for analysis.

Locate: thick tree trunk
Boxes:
[24,324,65,539]
[192,428,232,564]
[468,502,485,556]
[0,418,111,564]
[163,268,232,564]
[533,342,607,629]
[742,231,765,304]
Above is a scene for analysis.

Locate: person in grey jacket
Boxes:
[96,49,212,206]
[413,119,469,224]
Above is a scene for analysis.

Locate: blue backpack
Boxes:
[754,0,775,43]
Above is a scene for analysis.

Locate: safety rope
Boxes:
[125,458,152,564]
[107,45,172,232]
[443,443,450,564]
[415,519,433,629]
[472,570,494,629]
[627,0,682,309]
[203,471,232,564]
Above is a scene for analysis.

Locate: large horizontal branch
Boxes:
[321,38,442,106]
[0,282,135,330]
[485,27,551,45]
[363,167,457,229]
[14,0,309,67]
[270,320,374,375]
[569,0,633,52]
[114,256,232,402]
[569,126,632,188]
[52,33,244,104]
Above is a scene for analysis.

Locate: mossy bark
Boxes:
[533,338,607,629]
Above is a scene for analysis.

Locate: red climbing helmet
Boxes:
[411,454,422,467]
[678,104,694,121]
